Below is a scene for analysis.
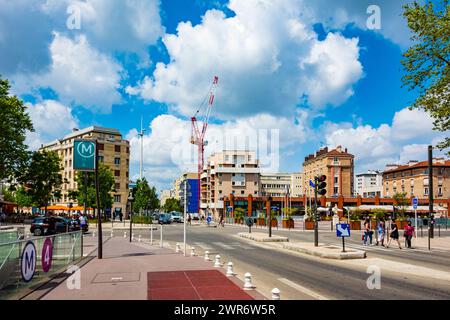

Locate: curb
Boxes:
[282,243,366,260]
[238,232,289,242]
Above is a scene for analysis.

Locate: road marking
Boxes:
[213,242,235,250]
[194,242,213,250]
[278,278,330,300]
[231,242,253,250]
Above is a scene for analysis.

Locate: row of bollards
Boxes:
[175,243,280,300]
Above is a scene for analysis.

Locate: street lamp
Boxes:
[128,191,134,242]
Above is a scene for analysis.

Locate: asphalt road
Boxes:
[128,223,450,300]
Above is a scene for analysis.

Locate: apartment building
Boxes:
[382,159,450,199]
[160,189,176,207]
[40,126,130,217]
[355,170,383,198]
[174,172,199,214]
[302,146,355,198]
[260,173,303,198]
[201,151,260,216]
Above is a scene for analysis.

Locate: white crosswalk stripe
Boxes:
[231,242,254,250]
[194,242,213,250]
[213,242,235,250]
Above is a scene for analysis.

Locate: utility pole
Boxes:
[184,180,187,256]
[95,140,102,259]
[139,117,145,180]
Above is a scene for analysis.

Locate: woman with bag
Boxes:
[386,221,402,249]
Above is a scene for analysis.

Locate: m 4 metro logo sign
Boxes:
[74,140,96,171]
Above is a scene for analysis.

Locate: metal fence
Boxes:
[0,231,82,300]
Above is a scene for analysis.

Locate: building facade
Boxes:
[355,170,382,198]
[160,189,176,207]
[382,159,450,199]
[260,173,303,198]
[201,151,260,217]
[302,146,355,198]
[174,173,199,214]
[40,126,130,217]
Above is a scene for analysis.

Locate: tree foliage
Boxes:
[74,163,115,212]
[402,0,450,153]
[163,198,182,213]
[18,150,64,209]
[131,178,159,214]
[0,76,34,180]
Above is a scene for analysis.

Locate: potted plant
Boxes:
[257,213,266,226]
[349,209,363,230]
[282,208,296,229]
[393,192,409,229]
[270,210,278,227]
[303,207,315,230]
[234,208,245,224]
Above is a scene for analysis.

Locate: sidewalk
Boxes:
[40,236,266,300]
[408,236,449,251]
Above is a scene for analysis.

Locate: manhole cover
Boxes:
[92,272,141,283]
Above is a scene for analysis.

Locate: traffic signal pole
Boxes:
[314,183,319,247]
[95,140,102,259]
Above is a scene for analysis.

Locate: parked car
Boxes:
[30,216,76,236]
[158,213,172,224]
[170,212,183,223]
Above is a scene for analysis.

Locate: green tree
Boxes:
[0,76,34,180]
[74,163,115,215]
[402,0,450,153]
[163,198,182,213]
[132,178,160,214]
[393,192,409,220]
[19,150,64,211]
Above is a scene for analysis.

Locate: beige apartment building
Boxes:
[302,146,355,198]
[260,173,303,198]
[201,151,260,217]
[160,189,176,207]
[382,159,450,199]
[40,126,130,217]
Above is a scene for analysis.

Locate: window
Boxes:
[115,145,121,153]
[115,170,120,177]
[219,190,222,194]
[98,143,104,151]
[334,186,338,195]
[126,171,129,178]
[126,147,130,154]
[334,176,338,184]
[114,158,121,165]
[424,187,429,196]
[241,191,245,195]
[114,195,121,203]
[438,187,443,196]
[115,183,120,190]
[98,155,104,163]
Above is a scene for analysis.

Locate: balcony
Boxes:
[210,169,216,175]
[201,172,208,179]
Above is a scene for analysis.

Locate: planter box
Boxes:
[271,219,278,227]
[350,221,361,230]
[257,218,266,226]
[234,218,243,224]
[282,219,294,229]
[305,221,315,230]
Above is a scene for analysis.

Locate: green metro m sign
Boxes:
[73,140,96,171]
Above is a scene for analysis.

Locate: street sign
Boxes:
[227,206,233,213]
[207,216,212,223]
[309,180,315,188]
[412,198,418,210]
[73,140,96,171]
[336,223,350,238]
[21,241,36,282]
[41,237,53,273]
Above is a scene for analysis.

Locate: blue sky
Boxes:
[0,0,446,193]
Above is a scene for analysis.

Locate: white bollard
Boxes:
[138,235,142,242]
[92,231,96,237]
[204,251,211,261]
[110,230,114,238]
[214,255,222,268]
[190,247,196,257]
[124,231,127,238]
[132,233,135,241]
[243,272,255,290]
[226,262,235,277]
[176,243,181,253]
[271,288,281,300]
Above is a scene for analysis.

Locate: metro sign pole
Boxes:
[74,139,102,259]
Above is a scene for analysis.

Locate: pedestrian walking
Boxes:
[404,221,415,248]
[363,218,373,246]
[219,213,225,227]
[376,219,386,247]
[187,213,192,226]
[386,221,402,249]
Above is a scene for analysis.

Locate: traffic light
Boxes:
[316,175,327,196]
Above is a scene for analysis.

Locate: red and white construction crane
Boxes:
[191,76,219,211]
